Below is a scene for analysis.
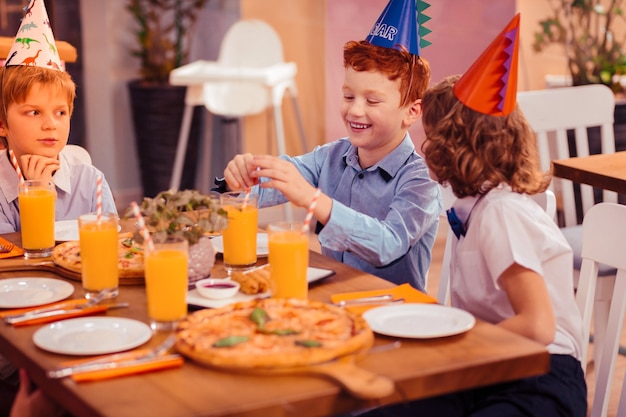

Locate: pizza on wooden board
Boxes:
[175,298,374,369]
[52,232,144,278]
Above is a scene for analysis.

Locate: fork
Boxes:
[0,242,14,253]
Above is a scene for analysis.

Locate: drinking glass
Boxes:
[220,191,258,273]
[78,213,119,299]
[18,180,55,258]
[145,236,189,331]
[267,221,309,299]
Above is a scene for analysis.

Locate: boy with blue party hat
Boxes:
[0,0,116,235]
[220,0,441,292]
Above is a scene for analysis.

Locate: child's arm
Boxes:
[251,154,331,225]
[497,263,556,345]
[20,154,59,183]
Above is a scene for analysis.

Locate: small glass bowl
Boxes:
[195,278,240,299]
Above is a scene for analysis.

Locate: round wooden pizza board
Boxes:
[0,258,145,285]
[194,353,395,399]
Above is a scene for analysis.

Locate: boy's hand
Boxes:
[224,153,257,190]
[20,155,59,183]
[251,155,318,208]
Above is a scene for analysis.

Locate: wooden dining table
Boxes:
[552,150,626,195]
[0,232,550,417]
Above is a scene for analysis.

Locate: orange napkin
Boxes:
[0,237,24,259]
[70,355,184,382]
[331,283,437,314]
[11,304,112,327]
[0,299,90,318]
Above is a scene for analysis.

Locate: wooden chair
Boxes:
[517,84,619,371]
[575,203,626,417]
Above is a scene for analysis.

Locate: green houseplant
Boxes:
[126,0,208,197]
[533,0,626,93]
[123,189,228,281]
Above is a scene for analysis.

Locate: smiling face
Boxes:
[0,81,71,160]
[340,67,419,167]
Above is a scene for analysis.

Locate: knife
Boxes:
[49,334,177,378]
[8,302,129,326]
[332,294,402,307]
[48,354,183,380]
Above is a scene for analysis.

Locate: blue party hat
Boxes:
[366,0,432,56]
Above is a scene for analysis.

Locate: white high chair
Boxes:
[169,19,308,198]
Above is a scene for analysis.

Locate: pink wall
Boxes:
[325,0,517,148]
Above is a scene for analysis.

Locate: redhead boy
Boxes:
[222,1,441,291]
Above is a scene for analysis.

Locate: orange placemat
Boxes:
[330,283,437,314]
[0,237,23,259]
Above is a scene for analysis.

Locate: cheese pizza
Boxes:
[52,233,144,279]
[175,298,374,369]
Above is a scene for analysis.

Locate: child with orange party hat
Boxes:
[0,0,116,234]
[360,14,587,417]
[221,0,441,292]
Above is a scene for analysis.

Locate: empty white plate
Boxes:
[33,317,152,355]
[363,304,475,339]
[0,277,74,308]
[211,233,269,257]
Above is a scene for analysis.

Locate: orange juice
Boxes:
[18,181,55,256]
[268,227,309,299]
[145,241,188,330]
[220,193,258,271]
[78,213,119,299]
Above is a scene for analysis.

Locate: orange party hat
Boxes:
[453,14,520,116]
[5,0,63,71]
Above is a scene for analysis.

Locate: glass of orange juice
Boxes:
[78,213,119,299]
[267,221,309,299]
[145,236,188,331]
[220,191,258,273]
[18,180,55,258]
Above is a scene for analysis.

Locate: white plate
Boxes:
[362,304,476,339]
[33,317,152,355]
[187,267,334,308]
[55,220,122,242]
[55,220,79,241]
[210,233,268,257]
[0,278,74,308]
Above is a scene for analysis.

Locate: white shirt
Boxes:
[449,185,584,359]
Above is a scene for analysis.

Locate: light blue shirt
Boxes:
[252,135,442,292]
[0,148,117,233]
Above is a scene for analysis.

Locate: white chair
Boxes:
[169,19,308,197]
[437,188,556,305]
[517,84,619,370]
[575,203,626,417]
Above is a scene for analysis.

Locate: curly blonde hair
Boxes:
[421,75,551,198]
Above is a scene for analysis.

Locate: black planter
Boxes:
[128,80,204,198]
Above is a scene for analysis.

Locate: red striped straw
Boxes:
[8,150,24,185]
[95,175,102,222]
[242,187,251,208]
[302,188,321,234]
[130,201,154,252]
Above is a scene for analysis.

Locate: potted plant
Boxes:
[532,0,626,93]
[126,0,208,197]
[124,189,228,282]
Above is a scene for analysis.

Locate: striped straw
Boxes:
[242,187,251,208]
[302,188,321,234]
[130,201,154,252]
[95,175,102,222]
[8,150,24,184]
